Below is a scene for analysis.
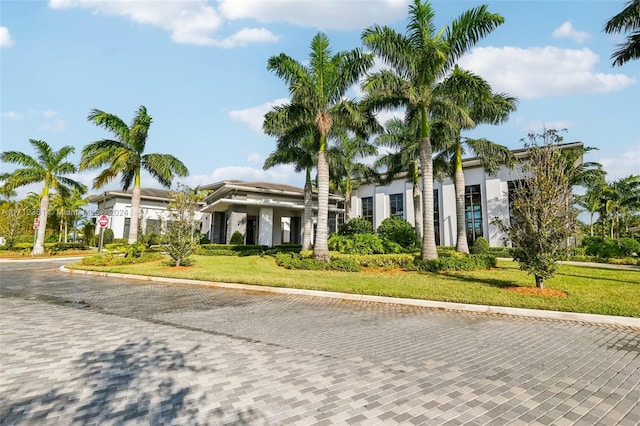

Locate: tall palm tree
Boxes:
[80,106,189,244]
[604,0,640,66]
[362,0,505,259]
[0,139,86,254]
[576,177,606,237]
[264,32,374,261]
[599,175,640,238]
[51,188,88,243]
[328,131,378,221]
[374,117,423,241]
[433,66,517,253]
[263,130,318,250]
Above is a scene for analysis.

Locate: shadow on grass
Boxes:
[439,272,517,289]
[0,338,266,425]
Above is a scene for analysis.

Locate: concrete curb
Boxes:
[60,266,640,329]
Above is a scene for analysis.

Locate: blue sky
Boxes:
[1,0,639,200]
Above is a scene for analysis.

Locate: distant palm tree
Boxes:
[263,130,318,250]
[265,32,374,261]
[328,131,378,221]
[576,177,605,236]
[604,0,640,66]
[80,106,189,243]
[51,188,88,243]
[599,175,640,238]
[433,66,517,253]
[362,0,505,259]
[374,117,423,241]
[0,139,86,254]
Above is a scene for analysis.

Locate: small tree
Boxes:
[165,186,199,267]
[494,129,576,288]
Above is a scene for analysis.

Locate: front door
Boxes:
[246,216,257,245]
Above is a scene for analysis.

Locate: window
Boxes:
[389,193,404,218]
[123,218,131,240]
[362,197,373,226]
[146,218,162,234]
[433,189,441,246]
[508,180,525,226]
[465,184,483,245]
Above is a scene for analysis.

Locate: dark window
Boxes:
[508,180,525,226]
[123,218,131,240]
[146,219,162,234]
[465,184,483,245]
[362,197,373,226]
[329,212,337,235]
[390,193,404,218]
[433,189,441,246]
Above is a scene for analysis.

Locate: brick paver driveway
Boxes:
[1,259,639,425]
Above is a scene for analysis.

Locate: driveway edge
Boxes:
[60,266,640,329]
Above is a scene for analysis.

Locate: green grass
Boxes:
[66,255,640,317]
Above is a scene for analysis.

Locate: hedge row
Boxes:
[81,252,162,266]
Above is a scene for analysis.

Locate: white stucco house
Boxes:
[199,180,344,246]
[350,142,584,247]
[88,188,209,240]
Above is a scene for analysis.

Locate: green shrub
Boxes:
[376,217,417,248]
[414,254,497,272]
[618,238,640,256]
[327,257,361,272]
[230,231,245,244]
[338,217,373,235]
[328,233,385,254]
[469,237,490,255]
[274,253,361,272]
[81,252,160,266]
[144,232,164,246]
[48,242,88,252]
[102,229,114,245]
[124,242,146,258]
[333,253,415,270]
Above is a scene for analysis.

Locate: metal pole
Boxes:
[98,226,104,253]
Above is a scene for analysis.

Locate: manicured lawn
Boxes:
[66,255,640,317]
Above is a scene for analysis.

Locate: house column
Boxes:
[258,207,274,247]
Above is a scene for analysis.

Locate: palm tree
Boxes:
[328,131,378,221]
[80,106,189,244]
[263,130,318,250]
[51,188,88,243]
[362,0,505,259]
[433,66,517,253]
[604,0,640,66]
[374,117,423,241]
[0,139,86,254]
[576,177,606,237]
[599,175,640,238]
[264,32,374,262]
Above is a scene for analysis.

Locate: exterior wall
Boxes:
[226,206,247,244]
[351,164,524,247]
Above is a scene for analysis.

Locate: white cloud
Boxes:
[214,28,279,48]
[376,108,404,127]
[552,21,589,44]
[0,26,14,47]
[247,152,264,164]
[598,146,640,179]
[458,46,636,99]
[42,110,59,119]
[229,98,289,132]
[219,0,409,31]
[1,111,22,120]
[41,119,69,132]
[183,164,303,188]
[48,0,279,47]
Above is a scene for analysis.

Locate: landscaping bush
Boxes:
[48,242,88,252]
[338,217,373,235]
[102,229,114,245]
[333,253,415,270]
[81,252,161,266]
[124,242,146,258]
[230,231,244,245]
[144,232,164,246]
[274,252,361,272]
[617,237,640,256]
[328,233,385,254]
[413,254,497,272]
[376,217,417,248]
[469,237,490,255]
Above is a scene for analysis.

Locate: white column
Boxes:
[258,207,274,247]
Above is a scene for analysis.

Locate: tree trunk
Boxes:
[313,150,330,262]
[412,163,422,243]
[589,213,594,236]
[344,189,352,222]
[454,144,469,254]
[535,275,544,289]
[32,195,49,255]
[129,185,141,244]
[419,111,437,260]
[302,176,313,251]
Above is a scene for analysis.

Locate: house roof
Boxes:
[201,180,305,194]
[87,188,206,205]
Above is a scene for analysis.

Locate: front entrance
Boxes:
[246,216,257,245]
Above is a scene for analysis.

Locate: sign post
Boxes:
[32,218,39,256]
[98,215,108,253]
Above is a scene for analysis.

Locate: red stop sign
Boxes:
[98,215,109,228]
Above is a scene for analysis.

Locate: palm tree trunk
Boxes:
[454,143,469,254]
[411,160,422,242]
[313,150,330,262]
[32,195,49,255]
[344,189,352,221]
[589,213,594,236]
[302,173,313,251]
[129,185,141,244]
[419,112,437,260]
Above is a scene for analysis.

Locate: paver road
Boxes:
[1,259,639,425]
